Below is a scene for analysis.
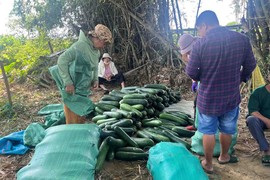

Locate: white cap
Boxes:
[102,53,112,60]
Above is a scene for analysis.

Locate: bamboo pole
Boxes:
[123,62,149,76]
[171,0,178,39]
[108,0,182,59]
[175,0,183,35]
[48,40,54,54]
[0,61,12,106]
[194,0,202,35]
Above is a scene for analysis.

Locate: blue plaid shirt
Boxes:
[186,27,256,115]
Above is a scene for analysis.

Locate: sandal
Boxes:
[200,159,214,174]
[186,125,197,131]
[262,155,270,166]
[217,155,238,164]
[103,90,110,95]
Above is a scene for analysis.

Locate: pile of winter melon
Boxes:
[94,84,196,171]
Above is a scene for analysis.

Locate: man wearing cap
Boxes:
[186,10,256,173]
[98,53,125,94]
[49,24,112,124]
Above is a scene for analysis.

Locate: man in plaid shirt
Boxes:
[186,10,256,173]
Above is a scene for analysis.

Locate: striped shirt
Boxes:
[186,27,256,115]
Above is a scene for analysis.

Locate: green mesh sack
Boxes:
[23,123,46,147]
[44,111,66,127]
[17,124,100,180]
[191,130,237,157]
[37,104,63,115]
[147,142,208,180]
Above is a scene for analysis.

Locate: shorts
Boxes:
[198,106,239,135]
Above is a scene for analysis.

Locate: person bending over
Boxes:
[50,24,112,124]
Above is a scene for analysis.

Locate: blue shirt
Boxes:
[186,27,256,115]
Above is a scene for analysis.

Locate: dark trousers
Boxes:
[98,73,125,85]
[193,93,198,126]
[246,116,269,151]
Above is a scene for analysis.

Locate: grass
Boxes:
[0,81,61,137]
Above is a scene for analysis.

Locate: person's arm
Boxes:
[57,47,76,86]
[191,79,198,92]
[91,60,98,86]
[186,44,201,81]
[98,61,104,78]
[92,69,99,89]
[241,39,256,82]
[251,111,270,128]
[248,88,270,128]
[110,62,118,75]
[57,47,77,94]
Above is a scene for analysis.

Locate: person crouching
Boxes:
[98,53,125,94]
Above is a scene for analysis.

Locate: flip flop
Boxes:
[262,155,270,166]
[217,155,238,164]
[186,125,197,131]
[103,90,110,95]
[200,160,214,174]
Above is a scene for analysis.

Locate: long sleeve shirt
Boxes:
[98,60,118,78]
[186,27,256,115]
[49,30,99,116]
[57,30,100,89]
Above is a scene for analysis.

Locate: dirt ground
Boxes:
[0,81,270,180]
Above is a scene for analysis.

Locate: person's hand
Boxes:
[105,76,111,81]
[265,119,270,129]
[93,81,99,89]
[65,84,75,94]
[192,81,198,92]
[182,54,189,64]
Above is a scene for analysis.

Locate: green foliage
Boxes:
[0,34,72,82]
[11,0,100,36]
[226,21,238,26]
[12,0,65,31]
[0,103,15,119]
[262,54,270,77]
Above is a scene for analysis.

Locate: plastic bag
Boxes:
[0,130,29,155]
[252,65,265,91]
